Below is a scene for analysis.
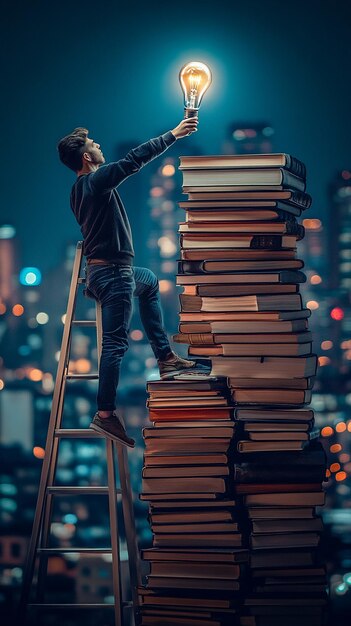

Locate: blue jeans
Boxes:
[85,264,172,411]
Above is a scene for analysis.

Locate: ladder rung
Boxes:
[77,278,86,284]
[71,320,96,326]
[28,602,133,609]
[55,429,103,438]
[47,486,121,495]
[37,548,112,553]
[66,374,99,380]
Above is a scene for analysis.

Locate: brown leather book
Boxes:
[178,319,308,333]
[179,293,303,312]
[173,331,312,344]
[188,343,312,357]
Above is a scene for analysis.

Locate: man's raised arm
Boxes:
[90,117,198,193]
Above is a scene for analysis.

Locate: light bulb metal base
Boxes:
[184,107,199,119]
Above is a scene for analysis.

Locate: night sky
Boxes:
[2,0,351,273]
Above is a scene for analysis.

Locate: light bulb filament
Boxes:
[179,61,212,116]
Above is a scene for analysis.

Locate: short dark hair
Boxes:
[57,127,89,171]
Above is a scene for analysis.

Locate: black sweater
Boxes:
[70,130,177,264]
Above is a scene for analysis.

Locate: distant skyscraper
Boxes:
[222,121,275,155]
[328,170,351,290]
[327,170,351,370]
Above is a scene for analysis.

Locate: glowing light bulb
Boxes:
[179,61,212,118]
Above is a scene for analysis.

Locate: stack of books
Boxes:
[173,152,328,625]
[138,376,250,625]
[138,153,328,625]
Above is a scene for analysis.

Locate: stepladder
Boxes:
[19,241,141,626]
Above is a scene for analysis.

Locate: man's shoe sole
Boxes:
[89,423,135,448]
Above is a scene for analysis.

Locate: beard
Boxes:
[90,150,105,165]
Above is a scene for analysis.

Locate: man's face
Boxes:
[83,137,105,166]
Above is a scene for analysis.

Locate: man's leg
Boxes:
[133,266,205,378]
[85,264,135,446]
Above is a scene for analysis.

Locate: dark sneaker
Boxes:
[158,351,209,380]
[89,412,135,448]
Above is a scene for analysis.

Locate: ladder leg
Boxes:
[19,242,84,619]
[18,378,66,620]
[106,438,124,626]
[36,375,68,602]
[116,444,141,622]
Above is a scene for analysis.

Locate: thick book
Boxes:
[185,189,312,209]
[209,354,317,378]
[144,438,232,455]
[141,547,248,563]
[230,388,312,404]
[180,283,299,296]
[146,378,226,392]
[243,491,325,507]
[148,561,243,579]
[152,420,236,428]
[143,466,230,478]
[180,248,298,261]
[148,407,233,422]
[183,204,302,218]
[178,220,304,237]
[146,575,241,591]
[176,269,306,284]
[148,499,237,509]
[250,550,317,568]
[235,483,322,495]
[245,429,319,441]
[173,331,312,345]
[149,510,237,524]
[138,607,221,626]
[178,319,309,333]
[146,397,229,407]
[248,507,315,520]
[179,233,299,250]
[228,376,313,389]
[147,389,226,398]
[250,533,320,550]
[153,534,243,548]
[138,587,236,609]
[179,154,306,178]
[179,293,303,312]
[251,566,326,577]
[237,440,312,452]
[252,518,323,534]
[143,426,234,438]
[233,407,315,421]
[234,465,325,485]
[179,310,311,322]
[143,454,230,467]
[142,477,227,494]
[242,421,315,432]
[180,168,306,191]
[151,522,240,534]
[189,344,312,357]
[177,259,304,273]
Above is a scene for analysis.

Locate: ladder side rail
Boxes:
[106,438,124,626]
[116,444,142,621]
[37,366,69,601]
[19,242,84,614]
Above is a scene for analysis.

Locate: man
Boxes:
[57,117,204,448]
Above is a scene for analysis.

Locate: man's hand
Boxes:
[171,117,198,140]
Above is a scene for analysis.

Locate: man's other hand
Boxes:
[171,118,198,139]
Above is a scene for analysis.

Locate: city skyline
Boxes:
[2,0,351,273]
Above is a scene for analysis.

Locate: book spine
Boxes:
[233,464,327,484]
[281,170,306,192]
[290,190,312,209]
[172,332,215,345]
[285,154,307,180]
